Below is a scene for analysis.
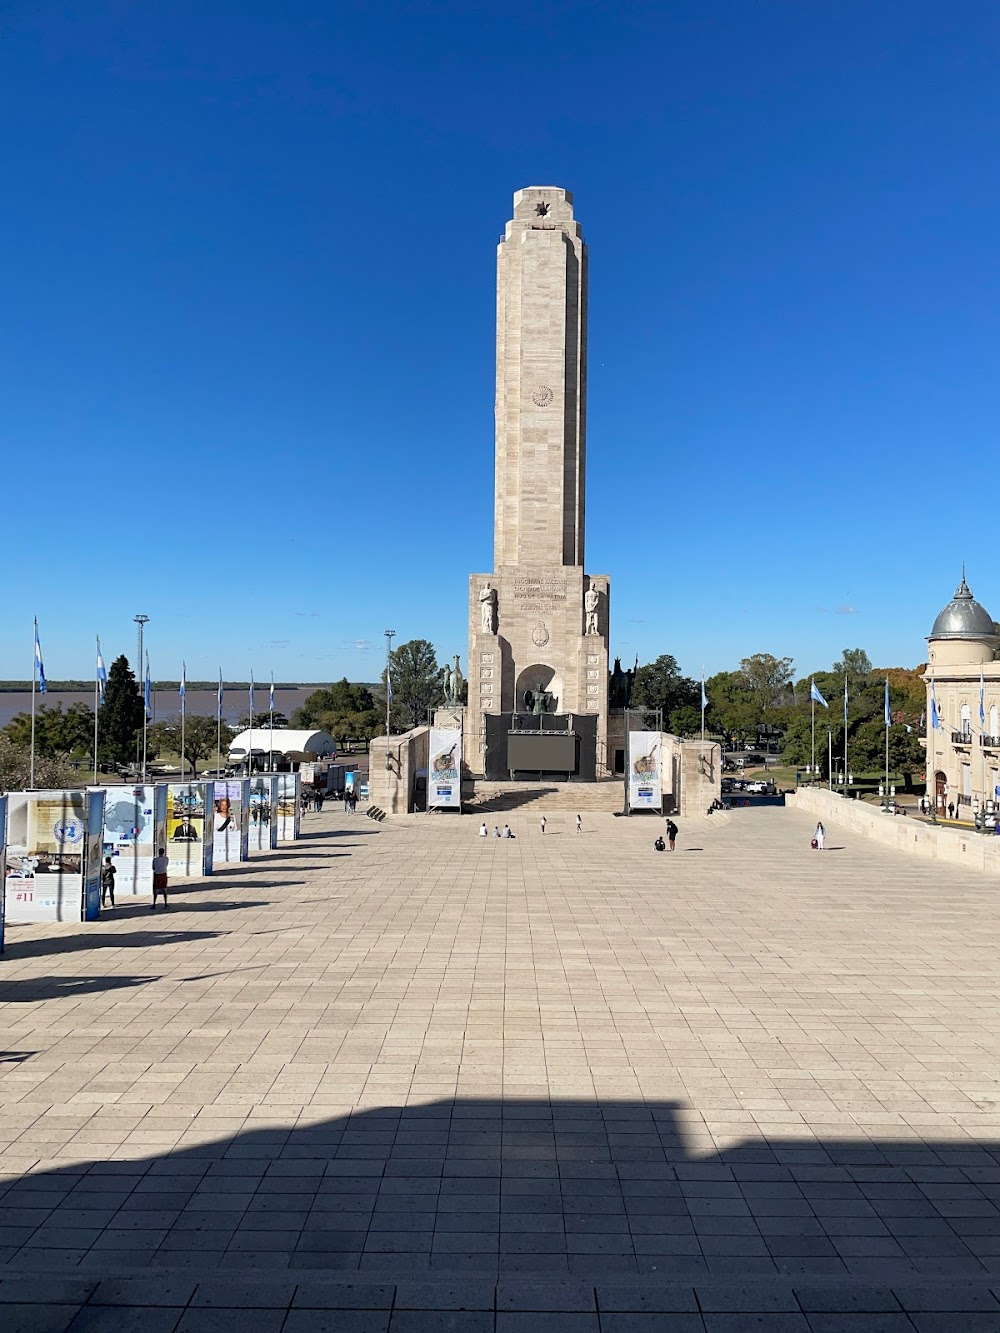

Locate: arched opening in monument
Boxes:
[514,664,565,717]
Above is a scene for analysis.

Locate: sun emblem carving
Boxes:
[531,385,554,408]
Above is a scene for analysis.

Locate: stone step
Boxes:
[466,778,626,814]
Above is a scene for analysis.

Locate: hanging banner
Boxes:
[275,772,301,841]
[0,796,7,955]
[4,789,89,922]
[97,784,160,897]
[628,732,662,812]
[248,775,278,850]
[213,780,249,864]
[428,728,462,810]
[165,783,214,878]
[84,789,105,921]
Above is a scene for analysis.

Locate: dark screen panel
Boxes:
[507,733,576,772]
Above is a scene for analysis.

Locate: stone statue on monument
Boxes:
[524,683,557,715]
[479,582,497,635]
[584,586,600,635]
[443,655,465,707]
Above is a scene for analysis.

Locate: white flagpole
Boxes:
[843,679,849,796]
[93,636,100,785]
[827,727,832,790]
[30,618,38,789]
[248,673,254,777]
[142,653,149,783]
[884,679,890,809]
[180,663,186,783]
[929,671,937,823]
[216,670,223,777]
[810,682,816,777]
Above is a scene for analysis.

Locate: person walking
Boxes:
[316,792,325,812]
[100,856,116,909]
[575,814,582,834]
[947,801,955,820]
[665,819,678,851]
[540,815,547,835]
[814,821,825,850]
[151,846,169,909]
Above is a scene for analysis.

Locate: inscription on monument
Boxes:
[513,576,568,612]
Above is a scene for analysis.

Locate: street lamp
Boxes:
[384,629,395,738]
[134,615,149,779]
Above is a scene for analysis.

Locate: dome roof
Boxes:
[929,574,996,641]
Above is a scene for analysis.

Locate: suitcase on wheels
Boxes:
[810,838,818,849]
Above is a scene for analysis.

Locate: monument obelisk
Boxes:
[467,187,610,777]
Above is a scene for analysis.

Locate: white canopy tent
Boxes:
[228,729,336,763]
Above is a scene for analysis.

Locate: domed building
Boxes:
[924,573,1000,819]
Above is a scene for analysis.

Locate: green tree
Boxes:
[738,653,794,725]
[148,715,234,775]
[631,655,699,722]
[4,702,94,758]
[832,647,873,681]
[382,639,443,732]
[290,679,381,743]
[236,711,289,729]
[97,655,144,767]
[0,735,78,790]
[668,704,703,738]
[704,670,757,746]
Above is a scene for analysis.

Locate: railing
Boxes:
[981,735,1000,749]
[951,730,973,745]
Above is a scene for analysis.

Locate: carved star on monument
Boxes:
[535,201,549,217]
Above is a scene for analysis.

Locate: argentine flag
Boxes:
[249,673,255,717]
[884,678,891,728]
[34,619,47,694]
[810,680,828,708]
[97,638,108,704]
[701,678,708,711]
[930,679,941,731]
[269,674,275,713]
[180,663,186,715]
[218,670,224,716]
[144,656,151,716]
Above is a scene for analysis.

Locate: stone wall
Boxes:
[367,727,429,814]
[680,741,722,818]
[788,786,1000,874]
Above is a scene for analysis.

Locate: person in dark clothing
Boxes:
[100,857,116,908]
[665,819,678,851]
[654,836,666,852]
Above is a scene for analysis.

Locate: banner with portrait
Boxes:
[213,779,249,864]
[4,789,89,922]
[428,728,462,810]
[97,784,164,897]
[248,775,278,851]
[275,772,300,841]
[627,731,662,812]
[84,789,105,921]
[165,782,214,878]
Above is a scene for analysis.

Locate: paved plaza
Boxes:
[2,804,1000,1328]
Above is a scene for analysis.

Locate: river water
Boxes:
[0,688,321,729]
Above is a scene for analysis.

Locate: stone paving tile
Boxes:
[1,806,1000,1325]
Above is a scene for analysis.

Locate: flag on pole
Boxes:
[218,670,224,717]
[144,655,151,716]
[34,619,47,694]
[930,679,941,731]
[96,638,107,704]
[884,678,891,728]
[269,674,275,713]
[249,673,255,718]
[843,678,849,725]
[810,680,828,708]
[180,663,186,716]
[980,667,986,727]
[386,666,393,705]
[919,709,925,731]
[701,678,708,711]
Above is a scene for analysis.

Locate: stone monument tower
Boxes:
[467,187,610,776]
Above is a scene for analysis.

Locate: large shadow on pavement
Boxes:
[2,1095,1000,1293]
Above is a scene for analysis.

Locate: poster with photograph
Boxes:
[84,789,105,921]
[428,728,462,810]
[275,772,300,841]
[627,731,662,812]
[165,782,214,878]
[247,775,278,851]
[98,784,162,897]
[0,795,7,953]
[213,780,248,864]
[4,789,88,922]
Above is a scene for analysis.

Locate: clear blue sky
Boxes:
[4,1,998,685]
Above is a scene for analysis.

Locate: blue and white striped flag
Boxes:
[96,638,107,704]
[884,678,891,728]
[144,655,151,716]
[843,678,849,725]
[701,678,708,711]
[810,680,828,708]
[386,666,393,705]
[269,674,275,713]
[218,670,224,717]
[34,619,47,694]
[180,663,186,716]
[249,673,255,718]
[930,679,941,731]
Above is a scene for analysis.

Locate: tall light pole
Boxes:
[134,615,149,780]
[384,629,395,739]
